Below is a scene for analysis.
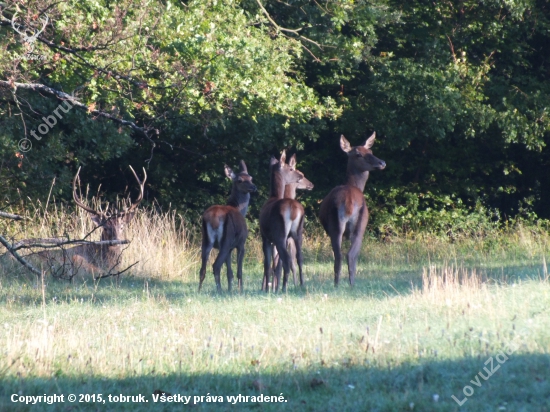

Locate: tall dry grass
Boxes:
[1,198,199,282]
[2,196,550,284]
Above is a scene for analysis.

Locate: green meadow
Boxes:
[1,208,550,411]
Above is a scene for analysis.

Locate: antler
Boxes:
[73,167,103,217]
[73,166,146,218]
[122,166,147,215]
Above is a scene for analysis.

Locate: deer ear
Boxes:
[289,153,297,168]
[364,132,376,149]
[224,164,236,180]
[89,213,102,227]
[279,150,287,166]
[340,135,352,153]
[239,160,248,173]
[270,156,278,166]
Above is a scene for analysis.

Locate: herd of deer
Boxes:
[49,134,385,289]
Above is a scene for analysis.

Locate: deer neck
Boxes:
[100,230,111,243]
[100,228,122,251]
[345,165,369,192]
[269,168,286,199]
[91,230,121,268]
[100,222,121,251]
[284,183,297,199]
[227,186,251,217]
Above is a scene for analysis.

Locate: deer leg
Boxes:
[236,243,245,293]
[212,248,230,293]
[261,236,272,292]
[290,220,304,287]
[347,208,368,286]
[199,239,214,292]
[273,245,286,292]
[225,250,234,292]
[287,238,297,287]
[272,245,280,291]
[274,237,291,293]
[329,220,345,287]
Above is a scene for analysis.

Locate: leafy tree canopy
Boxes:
[1,0,549,234]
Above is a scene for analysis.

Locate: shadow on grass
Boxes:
[1,258,548,308]
[1,353,549,411]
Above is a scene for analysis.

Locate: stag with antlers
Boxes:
[38,166,147,279]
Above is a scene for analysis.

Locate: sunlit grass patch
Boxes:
[1,205,550,410]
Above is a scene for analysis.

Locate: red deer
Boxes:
[272,170,314,287]
[199,161,256,292]
[319,133,386,286]
[40,166,146,278]
[260,151,306,292]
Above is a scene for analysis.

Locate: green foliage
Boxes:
[0,0,334,205]
[1,0,550,232]
[366,187,500,239]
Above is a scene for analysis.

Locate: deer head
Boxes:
[273,151,304,183]
[73,166,147,241]
[224,160,257,194]
[340,133,386,172]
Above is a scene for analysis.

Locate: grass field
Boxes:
[1,207,550,411]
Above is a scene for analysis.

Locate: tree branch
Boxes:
[256,0,302,35]
[11,237,130,252]
[0,79,158,160]
[0,211,25,220]
[255,0,323,60]
[0,233,42,277]
[94,260,139,280]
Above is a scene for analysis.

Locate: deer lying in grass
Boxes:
[272,160,313,288]
[319,133,385,286]
[39,166,146,279]
[199,161,257,292]
[260,151,306,292]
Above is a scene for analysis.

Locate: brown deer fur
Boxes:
[272,169,313,288]
[199,161,256,292]
[40,166,146,278]
[319,133,386,286]
[259,151,306,292]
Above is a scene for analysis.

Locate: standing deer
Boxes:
[199,161,256,292]
[260,151,306,292]
[40,166,146,279]
[272,167,314,287]
[319,133,386,286]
